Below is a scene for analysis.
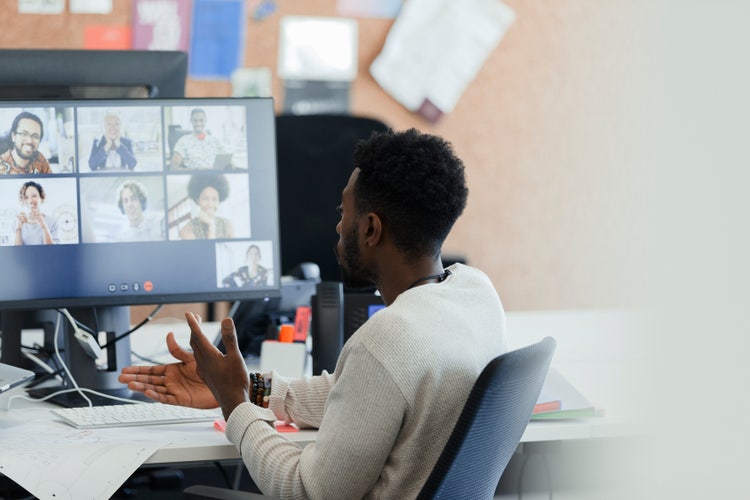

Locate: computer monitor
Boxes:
[0,97,281,406]
[0,49,188,99]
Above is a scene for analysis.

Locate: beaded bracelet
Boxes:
[249,372,271,408]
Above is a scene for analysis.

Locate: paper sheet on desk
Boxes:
[0,422,168,500]
[370,0,514,121]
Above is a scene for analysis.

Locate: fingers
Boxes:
[220,317,242,357]
[118,372,166,387]
[119,364,167,376]
[166,332,194,363]
[186,312,217,358]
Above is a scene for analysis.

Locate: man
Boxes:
[117,181,165,242]
[170,108,230,169]
[88,111,137,170]
[120,129,507,499]
[0,111,52,175]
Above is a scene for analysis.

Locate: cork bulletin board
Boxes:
[0,0,646,314]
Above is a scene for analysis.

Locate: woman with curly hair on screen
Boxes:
[179,173,235,240]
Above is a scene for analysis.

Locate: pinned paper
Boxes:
[278,16,358,82]
[70,0,113,14]
[189,0,246,79]
[336,0,402,19]
[83,25,133,50]
[132,0,192,51]
[370,0,514,122]
[18,0,64,14]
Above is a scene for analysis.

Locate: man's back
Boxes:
[306,263,506,499]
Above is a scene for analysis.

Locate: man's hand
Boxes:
[118,330,219,409]
[188,313,250,420]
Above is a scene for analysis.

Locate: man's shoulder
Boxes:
[32,152,50,167]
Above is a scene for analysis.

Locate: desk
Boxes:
[1,309,649,498]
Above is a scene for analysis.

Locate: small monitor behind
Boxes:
[310,282,385,375]
[0,49,187,99]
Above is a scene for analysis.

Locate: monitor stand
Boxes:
[1,306,149,407]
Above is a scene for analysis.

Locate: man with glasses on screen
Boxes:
[0,111,51,175]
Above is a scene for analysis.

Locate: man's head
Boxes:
[190,108,207,135]
[336,128,468,287]
[118,182,147,224]
[11,112,44,161]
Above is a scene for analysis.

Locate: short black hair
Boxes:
[187,173,230,203]
[12,111,44,140]
[353,128,468,260]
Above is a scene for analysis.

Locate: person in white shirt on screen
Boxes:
[117,181,164,242]
[15,181,59,245]
[119,128,507,499]
[170,108,229,169]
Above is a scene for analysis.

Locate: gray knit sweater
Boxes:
[225,263,507,499]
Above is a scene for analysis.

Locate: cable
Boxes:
[56,308,96,336]
[6,386,144,410]
[53,310,93,407]
[100,304,164,349]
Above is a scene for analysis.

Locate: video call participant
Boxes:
[221,244,269,287]
[170,108,230,169]
[179,173,235,240]
[15,180,59,245]
[89,111,137,170]
[119,129,507,499]
[0,111,51,175]
[117,181,164,242]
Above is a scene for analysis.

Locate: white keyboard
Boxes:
[52,402,221,429]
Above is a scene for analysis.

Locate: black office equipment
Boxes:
[275,114,389,281]
[0,49,187,99]
[308,281,385,375]
[309,282,344,375]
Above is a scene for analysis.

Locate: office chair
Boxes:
[274,113,390,281]
[184,337,556,500]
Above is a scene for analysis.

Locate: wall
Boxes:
[0,0,650,313]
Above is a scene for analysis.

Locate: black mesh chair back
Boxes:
[275,114,389,281]
[416,337,556,500]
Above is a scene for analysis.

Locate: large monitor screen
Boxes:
[0,97,281,310]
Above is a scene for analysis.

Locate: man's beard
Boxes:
[336,226,376,292]
[14,144,35,161]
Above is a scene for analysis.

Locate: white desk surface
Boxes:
[2,309,649,467]
[0,391,634,467]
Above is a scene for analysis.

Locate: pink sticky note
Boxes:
[275,421,299,433]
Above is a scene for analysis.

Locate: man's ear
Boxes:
[363,212,382,247]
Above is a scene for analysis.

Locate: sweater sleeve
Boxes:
[226,344,407,500]
[267,370,335,428]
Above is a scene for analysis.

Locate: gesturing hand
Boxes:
[118,330,219,409]
[188,313,250,420]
